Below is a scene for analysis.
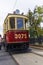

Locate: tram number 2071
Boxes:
[15,34,27,39]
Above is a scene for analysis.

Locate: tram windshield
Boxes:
[17,18,23,29]
[10,17,15,28]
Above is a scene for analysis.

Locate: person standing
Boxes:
[0,35,2,50]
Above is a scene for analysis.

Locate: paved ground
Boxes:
[30,46,43,56]
[31,48,43,56]
[12,48,43,65]
[0,46,18,65]
[0,46,43,65]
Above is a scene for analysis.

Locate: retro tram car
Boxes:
[3,11,29,51]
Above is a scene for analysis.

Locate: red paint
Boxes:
[6,30,29,44]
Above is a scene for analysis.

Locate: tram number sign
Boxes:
[15,34,27,39]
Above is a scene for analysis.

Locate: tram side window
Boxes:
[25,19,28,29]
[10,17,15,28]
[6,19,8,30]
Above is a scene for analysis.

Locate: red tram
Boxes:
[3,11,29,51]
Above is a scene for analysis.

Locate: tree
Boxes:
[27,10,35,38]
[27,10,33,25]
[33,6,43,37]
[27,6,43,44]
[37,6,43,14]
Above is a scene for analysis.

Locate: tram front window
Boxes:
[10,17,15,28]
[17,18,23,29]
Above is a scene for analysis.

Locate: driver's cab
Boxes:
[3,14,28,35]
[9,15,28,30]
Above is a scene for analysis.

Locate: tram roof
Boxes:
[5,13,28,20]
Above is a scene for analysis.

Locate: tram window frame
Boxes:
[10,17,15,28]
[17,18,24,29]
[25,19,28,29]
[6,19,8,31]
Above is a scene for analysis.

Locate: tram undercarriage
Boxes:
[3,42,29,51]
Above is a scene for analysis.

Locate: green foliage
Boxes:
[27,6,43,38]
[37,16,42,24]
[37,6,43,14]
[28,10,33,24]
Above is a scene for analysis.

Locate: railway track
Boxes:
[30,45,43,50]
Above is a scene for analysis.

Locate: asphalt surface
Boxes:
[0,46,18,65]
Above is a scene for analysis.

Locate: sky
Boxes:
[0,0,43,37]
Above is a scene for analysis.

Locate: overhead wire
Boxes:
[13,0,17,10]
